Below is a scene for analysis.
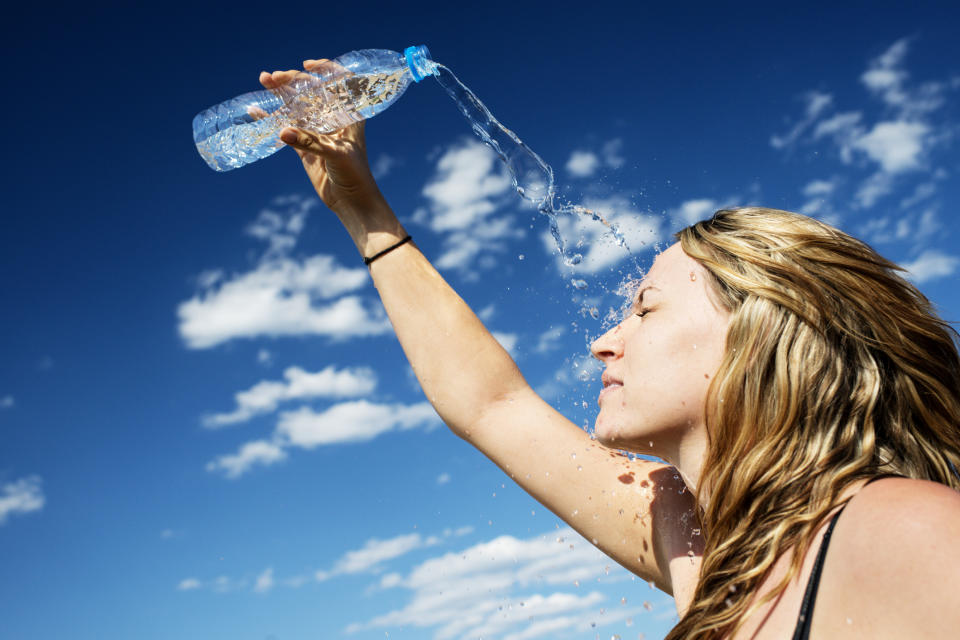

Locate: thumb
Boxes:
[279,127,337,156]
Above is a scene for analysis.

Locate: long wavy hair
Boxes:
[665,207,960,639]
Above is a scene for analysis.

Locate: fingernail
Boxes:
[280,129,298,144]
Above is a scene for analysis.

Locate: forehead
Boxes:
[641,243,698,288]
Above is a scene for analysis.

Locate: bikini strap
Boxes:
[791,475,900,640]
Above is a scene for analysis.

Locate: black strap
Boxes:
[363,235,412,266]
[791,507,844,640]
[791,476,899,639]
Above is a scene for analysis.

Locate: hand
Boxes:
[258,60,388,218]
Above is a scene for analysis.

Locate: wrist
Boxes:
[335,198,408,257]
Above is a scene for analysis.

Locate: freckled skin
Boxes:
[618,473,636,484]
[591,243,730,481]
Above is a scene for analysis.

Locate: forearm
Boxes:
[346,200,529,434]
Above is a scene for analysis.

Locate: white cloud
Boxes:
[276,400,440,450]
[177,578,202,591]
[203,365,377,427]
[672,198,717,227]
[0,395,13,409]
[534,326,565,354]
[206,399,441,479]
[858,208,939,246]
[205,439,288,479]
[0,476,44,525]
[900,181,937,210]
[372,153,397,179]
[542,197,662,274]
[852,121,930,173]
[178,253,387,349]
[601,139,625,169]
[331,534,429,576]
[434,216,524,275]
[346,527,649,640]
[854,171,895,209]
[900,250,960,284]
[416,140,523,275]
[245,195,316,259]
[802,179,836,197]
[770,91,834,149]
[565,151,600,178]
[421,140,513,233]
[565,140,625,178]
[861,38,911,108]
[254,567,275,593]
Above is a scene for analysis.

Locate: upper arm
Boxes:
[467,387,703,600]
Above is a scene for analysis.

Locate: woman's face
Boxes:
[591,243,731,454]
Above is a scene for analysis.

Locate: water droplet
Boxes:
[574,579,580,587]
[643,601,652,611]
[577,465,582,471]
[689,271,697,281]
[846,617,853,625]
[518,254,525,261]
[571,278,588,290]
[589,307,600,319]
[648,580,655,589]
[571,452,577,459]
[567,253,583,266]
[626,617,633,626]
[621,597,627,605]
[648,441,654,447]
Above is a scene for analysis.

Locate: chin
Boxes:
[593,417,626,448]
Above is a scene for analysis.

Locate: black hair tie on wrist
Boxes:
[364,235,412,266]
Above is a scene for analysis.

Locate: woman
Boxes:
[259,62,960,639]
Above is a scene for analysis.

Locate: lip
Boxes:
[601,373,622,388]
[598,375,623,404]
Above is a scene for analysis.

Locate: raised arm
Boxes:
[261,64,703,606]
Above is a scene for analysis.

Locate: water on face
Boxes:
[433,64,630,263]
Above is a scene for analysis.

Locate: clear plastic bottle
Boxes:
[193,45,438,172]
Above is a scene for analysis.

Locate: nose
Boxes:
[590,323,624,362]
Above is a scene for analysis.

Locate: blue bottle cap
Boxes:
[405,45,437,82]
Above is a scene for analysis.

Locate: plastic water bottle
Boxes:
[193,45,438,172]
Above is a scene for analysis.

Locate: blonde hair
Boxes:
[666,207,960,639]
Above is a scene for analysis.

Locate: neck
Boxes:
[658,423,710,506]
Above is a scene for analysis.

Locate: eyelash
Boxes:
[635,309,649,319]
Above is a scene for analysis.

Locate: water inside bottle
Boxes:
[432,64,629,264]
[196,68,412,171]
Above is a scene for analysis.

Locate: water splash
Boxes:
[433,64,630,260]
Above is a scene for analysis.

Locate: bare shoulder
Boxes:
[820,477,960,638]
[847,476,960,534]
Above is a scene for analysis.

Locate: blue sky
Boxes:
[2,2,959,639]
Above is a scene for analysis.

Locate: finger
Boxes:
[247,105,270,121]
[269,69,302,86]
[304,57,351,78]
[279,127,336,155]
